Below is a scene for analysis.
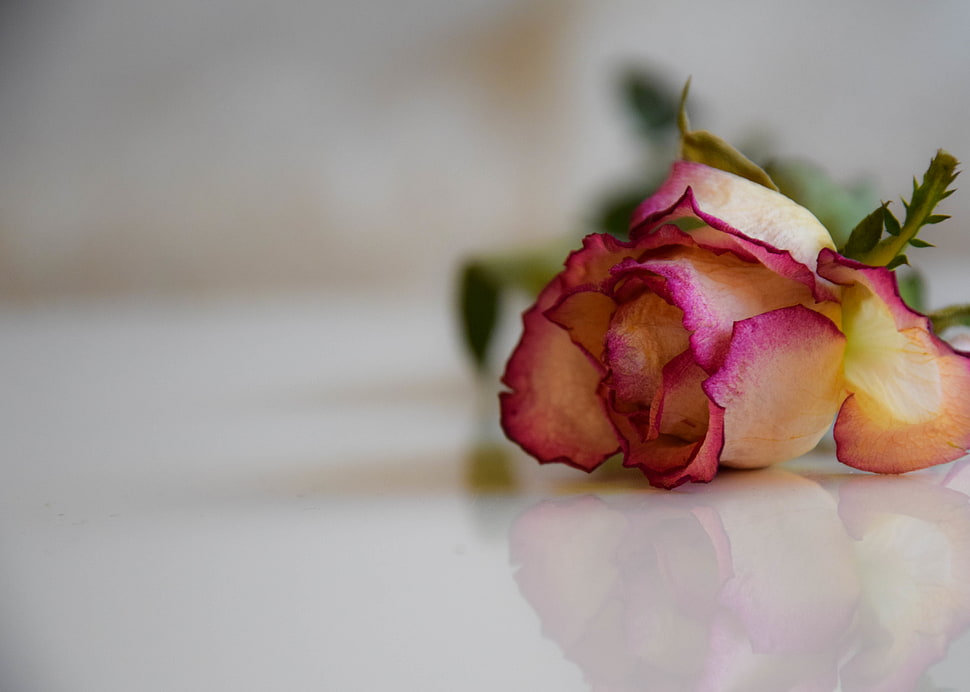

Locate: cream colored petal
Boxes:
[632,161,836,271]
[632,245,826,372]
[704,306,846,469]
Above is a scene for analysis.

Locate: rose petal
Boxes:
[622,402,725,489]
[616,245,830,372]
[603,290,689,404]
[560,233,643,292]
[649,349,711,443]
[604,350,711,478]
[819,250,970,473]
[631,161,836,271]
[689,223,840,304]
[703,305,846,468]
[500,279,620,471]
[545,289,616,363]
[500,230,704,474]
[632,188,839,304]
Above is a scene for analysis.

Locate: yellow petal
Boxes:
[819,252,970,473]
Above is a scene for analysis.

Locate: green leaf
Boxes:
[911,151,960,210]
[929,303,970,333]
[593,184,659,240]
[908,238,935,248]
[677,80,779,191]
[481,240,575,296]
[842,203,889,259]
[886,254,909,270]
[455,238,579,371]
[882,207,901,236]
[860,150,960,267]
[458,261,500,372]
[619,69,679,141]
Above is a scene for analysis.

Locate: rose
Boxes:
[500,161,970,488]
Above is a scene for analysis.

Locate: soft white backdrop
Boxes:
[1,0,968,303]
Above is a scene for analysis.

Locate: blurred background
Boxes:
[1,0,969,306]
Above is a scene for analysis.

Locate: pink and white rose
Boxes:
[500,161,970,488]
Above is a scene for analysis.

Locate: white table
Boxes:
[2,293,969,691]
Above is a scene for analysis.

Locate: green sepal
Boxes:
[842,150,959,267]
[883,207,902,236]
[929,304,970,334]
[842,203,889,259]
[677,80,778,191]
[910,151,959,212]
[886,255,909,270]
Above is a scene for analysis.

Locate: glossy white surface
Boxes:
[2,295,970,691]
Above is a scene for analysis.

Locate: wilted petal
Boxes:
[500,280,619,471]
[704,305,846,468]
[622,402,725,489]
[545,289,616,363]
[631,161,836,271]
[620,246,828,372]
[649,349,711,443]
[560,232,647,291]
[632,188,839,305]
[819,251,970,473]
[604,290,689,404]
[690,223,840,305]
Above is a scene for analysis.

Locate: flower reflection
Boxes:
[510,468,970,691]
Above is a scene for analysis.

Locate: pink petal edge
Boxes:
[819,250,970,473]
[703,305,846,469]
